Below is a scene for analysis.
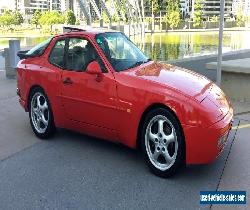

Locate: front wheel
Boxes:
[29,88,56,139]
[141,108,185,177]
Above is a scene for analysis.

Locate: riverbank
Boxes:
[0,26,249,37]
[0,33,52,38]
[0,27,57,38]
[146,27,250,33]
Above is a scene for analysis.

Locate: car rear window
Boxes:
[26,37,52,57]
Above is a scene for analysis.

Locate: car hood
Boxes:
[126,61,213,102]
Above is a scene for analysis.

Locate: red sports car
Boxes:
[17,28,233,177]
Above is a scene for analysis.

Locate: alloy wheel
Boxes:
[30,92,49,134]
[145,115,178,171]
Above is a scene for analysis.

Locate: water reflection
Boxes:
[0,36,50,49]
[135,62,174,77]
[131,31,250,61]
[1,31,250,61]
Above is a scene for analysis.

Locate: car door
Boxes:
[60,36,119,131]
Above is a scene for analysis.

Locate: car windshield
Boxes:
[26,37,52,56]
[95,32,150,72]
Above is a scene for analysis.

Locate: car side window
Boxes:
[49,39,66,68]
[66,37,106,72]
[27,37,52,57]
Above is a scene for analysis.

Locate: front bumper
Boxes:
[184,107,233,164]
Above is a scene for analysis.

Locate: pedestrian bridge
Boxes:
[76,0,144,27]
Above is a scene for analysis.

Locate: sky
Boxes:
[0,0,16,10]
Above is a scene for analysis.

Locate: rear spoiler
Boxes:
[17,50,29,59]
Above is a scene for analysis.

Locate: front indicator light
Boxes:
[218,132,229,148]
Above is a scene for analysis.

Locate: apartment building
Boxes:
[50,0,61,11]
[0,0,62,15]
[180,0,192,18]
[25,0,48,14]
[1,0,236,20]
[202,0,233,18]
[232,0,250,16]
[61,0,74,12]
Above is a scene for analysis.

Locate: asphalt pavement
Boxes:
[212,113,250,210]
[1,72,249,209]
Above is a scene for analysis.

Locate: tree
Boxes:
[167,10,181,29]
[102,11,110,24]
[235,2,245,27]
[13,11,24,25]
[101,10,119,23]
[210,15,218,22]
[236,13,245,27]
[101,0,120,24]
[39,11,65,26]
[75,19,80,25]
[64,10,76,25]
[0,10,15,26]
[31,10,42,27]
[114,0,126,22]
[193,0,203,28]
[166,0,181,29]
[151,0,160,16]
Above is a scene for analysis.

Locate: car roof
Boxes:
[54,27,119,39]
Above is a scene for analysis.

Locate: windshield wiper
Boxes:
[129,58,152,69]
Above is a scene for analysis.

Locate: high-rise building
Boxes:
[25,0,48,14]
[1,0,235,21]
[180,0,192,18]
[61,0,74,12]
[0,0,63,15]
[202,0,233,18]
[49,0,61,11]
[232,0,250,16]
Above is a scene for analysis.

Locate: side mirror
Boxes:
[86,61,102,74]
[86,61,103,82]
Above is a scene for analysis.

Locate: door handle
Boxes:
[63,77,73,85]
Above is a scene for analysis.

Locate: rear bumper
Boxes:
[184,107,233,164]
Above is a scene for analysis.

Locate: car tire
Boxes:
[140,108,185,177]
[29,87,56,139]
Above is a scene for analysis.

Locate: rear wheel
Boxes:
[141,108,185,177]
[29,88,56,139]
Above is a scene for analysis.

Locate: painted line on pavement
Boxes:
[232,123,250,130]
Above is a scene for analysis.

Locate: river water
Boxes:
[1,31,250,61]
